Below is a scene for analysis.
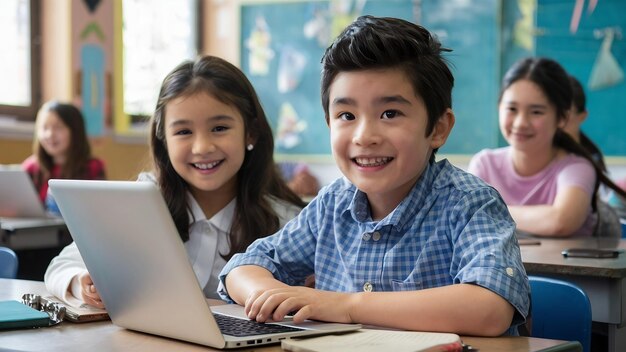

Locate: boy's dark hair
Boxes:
[320,15,453,163]
[501,57,626,209]
[32,101,93,189]
[150,55,305,259]
[569,75,607,173]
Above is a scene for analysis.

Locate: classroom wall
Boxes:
[0,0,149,180]
[0,0,238,181]
[208,0,626,187]
[1,0,625,184]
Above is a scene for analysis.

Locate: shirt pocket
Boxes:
[391,279,422,291]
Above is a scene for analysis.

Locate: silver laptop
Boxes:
[0,168,64,231]
[48,179,361,349]
[0,168,48,218]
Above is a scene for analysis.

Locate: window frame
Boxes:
[115,0,202,137]
[0,0,41,121]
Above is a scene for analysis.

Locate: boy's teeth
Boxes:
[354,157,391,167]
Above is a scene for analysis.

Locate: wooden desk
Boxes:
[1,217,67,250]
[0,279,580,352]
[520,237,626,352]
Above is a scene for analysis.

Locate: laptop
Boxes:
[48,179,361,349]
[0,168,64,231]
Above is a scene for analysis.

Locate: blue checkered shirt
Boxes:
[219,159,530,335]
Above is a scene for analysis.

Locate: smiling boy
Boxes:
[218,16,529,336]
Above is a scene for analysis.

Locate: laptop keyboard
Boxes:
[213,313,304,337]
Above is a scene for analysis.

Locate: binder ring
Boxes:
[21,294,66,325]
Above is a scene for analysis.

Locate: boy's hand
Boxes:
[78,272,105,308]
[244,286,354,324]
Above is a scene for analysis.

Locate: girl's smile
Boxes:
[37,110,72,164]
[499,79,561,155]
[164,92,251,205]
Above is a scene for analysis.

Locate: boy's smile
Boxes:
[328,68,452,219]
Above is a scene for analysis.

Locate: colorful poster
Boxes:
[71,0,113,137]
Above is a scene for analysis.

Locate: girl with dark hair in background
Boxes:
[22,101,106,213]
[469,57,626,237]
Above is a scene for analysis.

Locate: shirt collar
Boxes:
[186,192,236,233]
[347,160,440,230]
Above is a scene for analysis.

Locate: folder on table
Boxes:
[0,300,50,330]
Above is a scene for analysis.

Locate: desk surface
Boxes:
[0,279,580,352]
[0,216,65,232]
[520,237,626,278]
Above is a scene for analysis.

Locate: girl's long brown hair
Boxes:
[501,58,626,210]
[150,55,305,260]
[31,101,93,190]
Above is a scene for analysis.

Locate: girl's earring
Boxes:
[247,144,254,151]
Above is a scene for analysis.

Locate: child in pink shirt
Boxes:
[469,57,626,237]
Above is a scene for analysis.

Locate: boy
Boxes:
[218,15,529,336]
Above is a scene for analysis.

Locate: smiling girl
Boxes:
[469,57,626,237]
[44,56,305,308]
[22,101,106,212]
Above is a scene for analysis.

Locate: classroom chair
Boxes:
[528,275,591,352]
[0,246,18,279]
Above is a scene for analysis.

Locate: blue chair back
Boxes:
[621,219,626,238]
[529,275,591,352]
[0,246,18,279]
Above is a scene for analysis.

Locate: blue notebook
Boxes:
[0,300,50,330]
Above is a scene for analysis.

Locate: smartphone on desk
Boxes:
[561,248,623,259]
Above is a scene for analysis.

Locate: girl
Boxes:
[44,55,305,307]
[468,57,626,237]
[22,101,106,213]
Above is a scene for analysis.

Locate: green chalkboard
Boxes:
[240,0,500,158]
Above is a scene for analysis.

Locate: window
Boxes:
[116,0,200,135]
[0,0,40,120]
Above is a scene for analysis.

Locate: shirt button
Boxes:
[362,233,371,241]
[506,267,514,277]
[372,231,381,241]
[363,282,373,292]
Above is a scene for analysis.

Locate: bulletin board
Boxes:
[535,0,626,157]
[239,0,501,159]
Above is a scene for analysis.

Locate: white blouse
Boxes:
[44,179,302,306]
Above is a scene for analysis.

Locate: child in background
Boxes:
[278,161,320,198]
[22,101,106,214]
[45,55,305,308]
[219,16,529,336]
[608,177,626,220]
[468,57,626,237]
[563,75,607,172]
[564,75,622,234]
